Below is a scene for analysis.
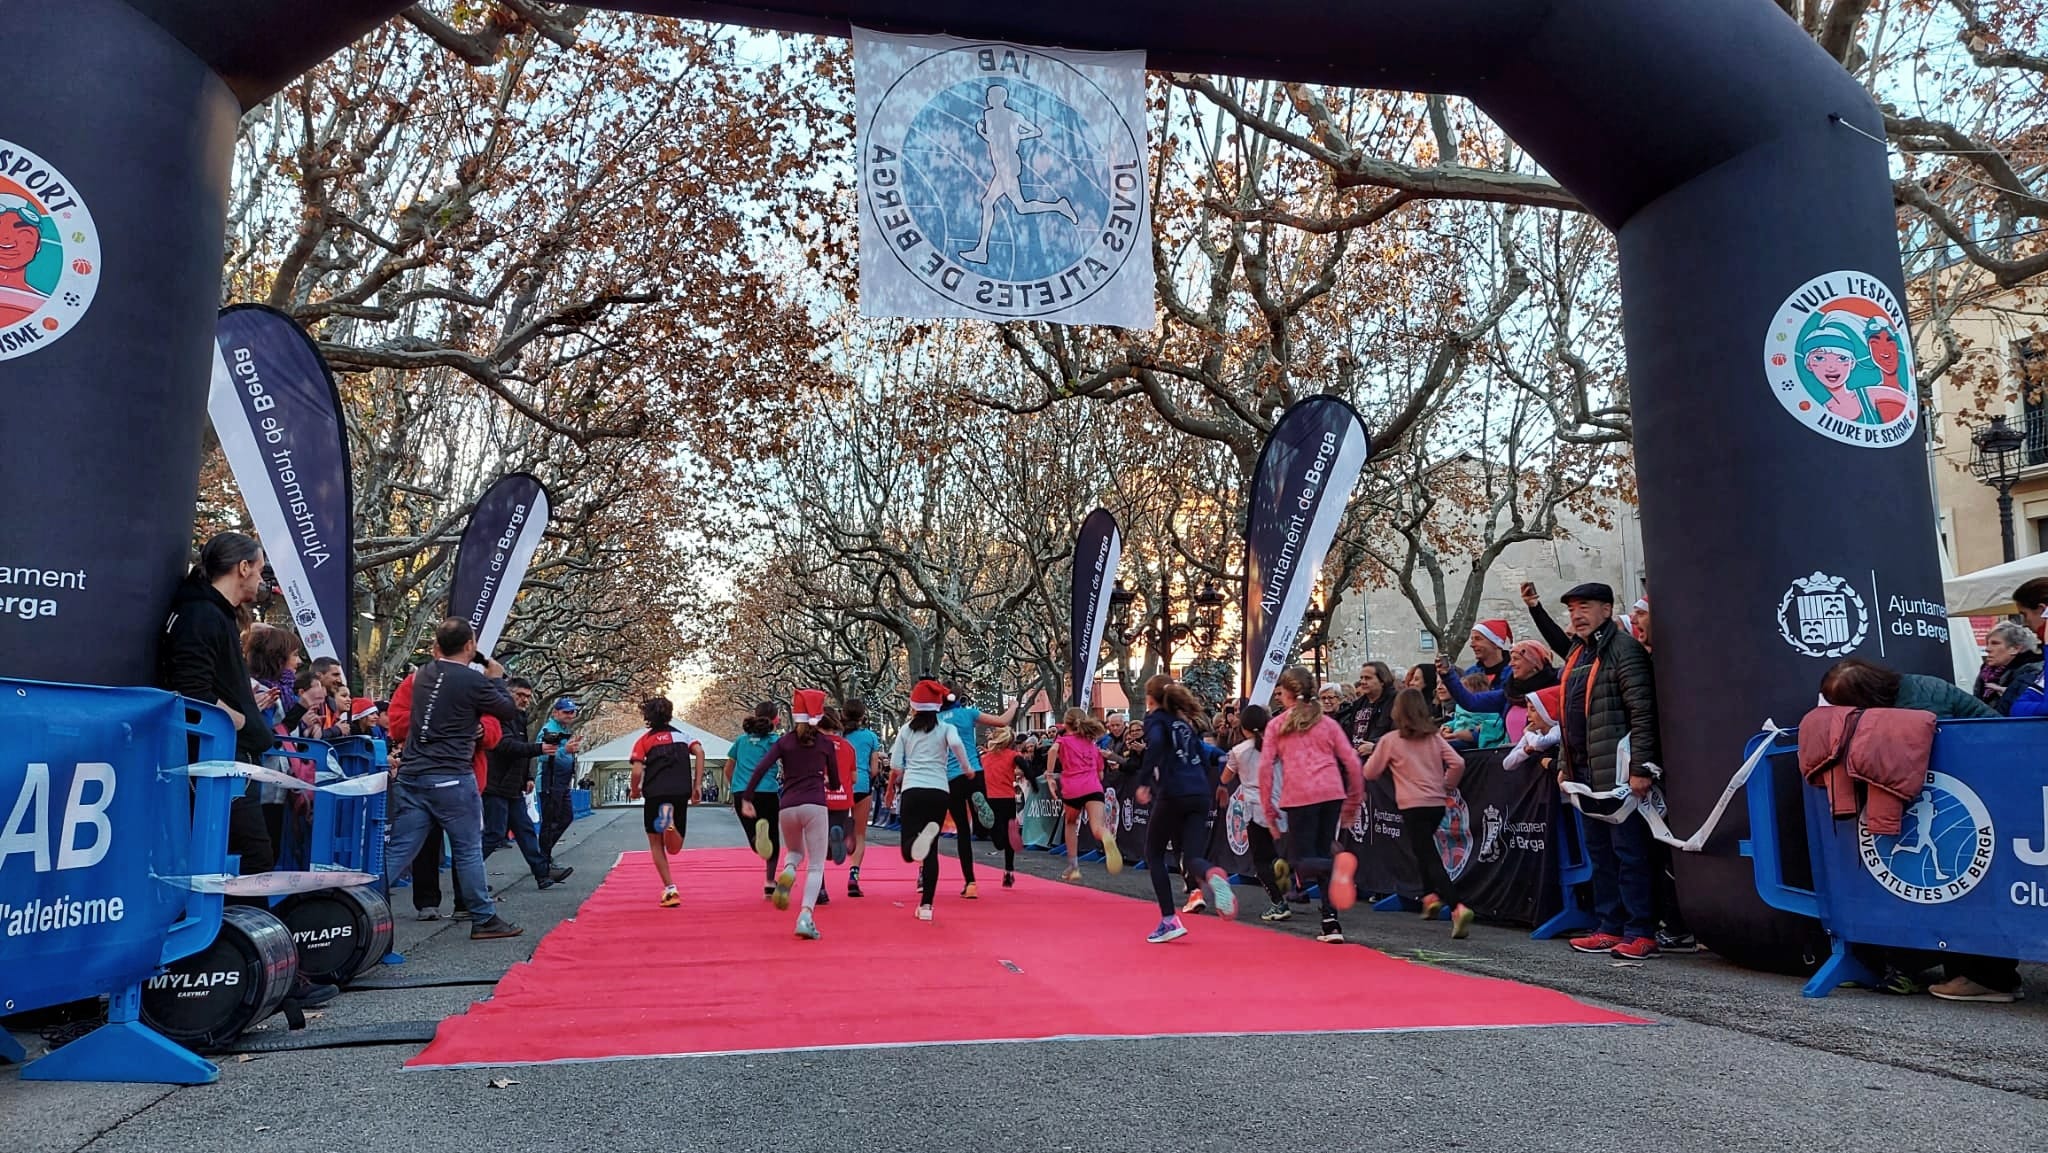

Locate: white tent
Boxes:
[579,723,733,806]
[1944,552,2048,617]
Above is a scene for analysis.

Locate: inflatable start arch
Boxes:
[2,0,1951,969]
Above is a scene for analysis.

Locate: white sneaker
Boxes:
[915,905,934,922]
[910,822,942,862]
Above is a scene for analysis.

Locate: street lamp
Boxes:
[1191,581,1227,654]
[1109,576,1226,675]
[1971,414,2028,563]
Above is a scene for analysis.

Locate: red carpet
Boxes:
[407,847,1645,1068]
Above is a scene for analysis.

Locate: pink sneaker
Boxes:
[1329,851,1359,911]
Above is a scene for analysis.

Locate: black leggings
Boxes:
[1283,800,1344,920]
[735,792,782,881]
[989,797,1018,872]
[946,776,980,884]
[1147,793,1216,916]
[1246,820,1285,902]
[899,787,950,905]
[1400,806,1460,907]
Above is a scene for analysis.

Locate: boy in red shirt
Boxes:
[817,708,859,905]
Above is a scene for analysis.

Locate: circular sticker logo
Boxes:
[862,44,1145,320]
[1225,791,1252,857]
[0,139,98,360]
[1776,571,1869,659]
[1434,790,1474,881]
[1764,271,1917,448]
[1859,771,1994,904]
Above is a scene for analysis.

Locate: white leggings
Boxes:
[779,803,829,912]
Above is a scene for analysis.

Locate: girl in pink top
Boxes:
[1255,667,1363,943]
[1049,708,1122,880]
[1351,688,1475,939]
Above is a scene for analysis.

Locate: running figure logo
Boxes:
[1859,771,1994,904]
[855,31,1153,325]
[959,85,1079,265]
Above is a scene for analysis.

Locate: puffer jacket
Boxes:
[1557,620,1659,792]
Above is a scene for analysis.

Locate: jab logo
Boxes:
[1859,771,1993,904]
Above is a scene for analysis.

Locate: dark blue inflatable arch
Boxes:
[6,1,1947,969]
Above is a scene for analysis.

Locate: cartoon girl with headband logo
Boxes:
[1795,307,1911,427]
[0,194,50,326]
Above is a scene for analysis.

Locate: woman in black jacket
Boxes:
[157,532,276,871]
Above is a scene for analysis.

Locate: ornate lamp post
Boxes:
[1971,414,2027,564]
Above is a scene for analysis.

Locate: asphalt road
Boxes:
[6,804,2048,1153]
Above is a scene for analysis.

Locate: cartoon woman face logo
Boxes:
[0,195,50,328]
[1795,309,1886,425]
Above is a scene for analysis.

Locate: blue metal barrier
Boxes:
[0,679,239,1083]
[1745,717,2048,997]
[570,788,592,819]
[1531,800,1596,940]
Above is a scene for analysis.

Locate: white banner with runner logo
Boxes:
[853,28,1155,329]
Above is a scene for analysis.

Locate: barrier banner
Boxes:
[1242,397,1371,705]
[207,305,354,669]
[0,685,215,1017]
[1021,781,1062,848]
[446,473,550,658]
[1339,748,1554,923]
[852,28,1155,329]
[1070,509,1121,710]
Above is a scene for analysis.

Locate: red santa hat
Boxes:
[349,696,377,721]
[1529,685,1565,727]
[791,688,827,725]
[1632,593,1650,613]
[1472,619,1512,650]
[910,680,949,713]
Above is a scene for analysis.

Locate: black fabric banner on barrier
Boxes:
[207,304,354,670]
[1069,508,1120,711]
[446,473,550,659]
[1210,747,1553,925]
[1242,397,1370,706]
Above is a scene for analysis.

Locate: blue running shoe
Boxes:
[1147,916,1188,944]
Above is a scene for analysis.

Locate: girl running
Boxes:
[841,699,883,897]
[980,728,1023,886]
[1136,676,1233,943]
[629,696,696,907]
[1258,666,1364,944]
[1346,688,1474,939]
[739,689,842,940]
[815,707,859,906]
[727,701,783,899]
[1219,704,1291,921]
[890,680,973,921]
[1050,708,1121,880]
[940,685,1018,899]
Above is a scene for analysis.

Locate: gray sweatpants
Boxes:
[779,803,829,913]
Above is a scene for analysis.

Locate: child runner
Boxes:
[980,727,1023,886]
[891,680,972,921]
[1218,704,1291,921]
[1258,665,1364,943]
[940,685,1019,899]
[1135,675,1234,943]
[739,689,841,940]
[842,699,883,897]
[1339,687,1475,939]
[727,701,783,899]
[1049,709,1121,880]
[815,706,859,906]
[629,696,699,907]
